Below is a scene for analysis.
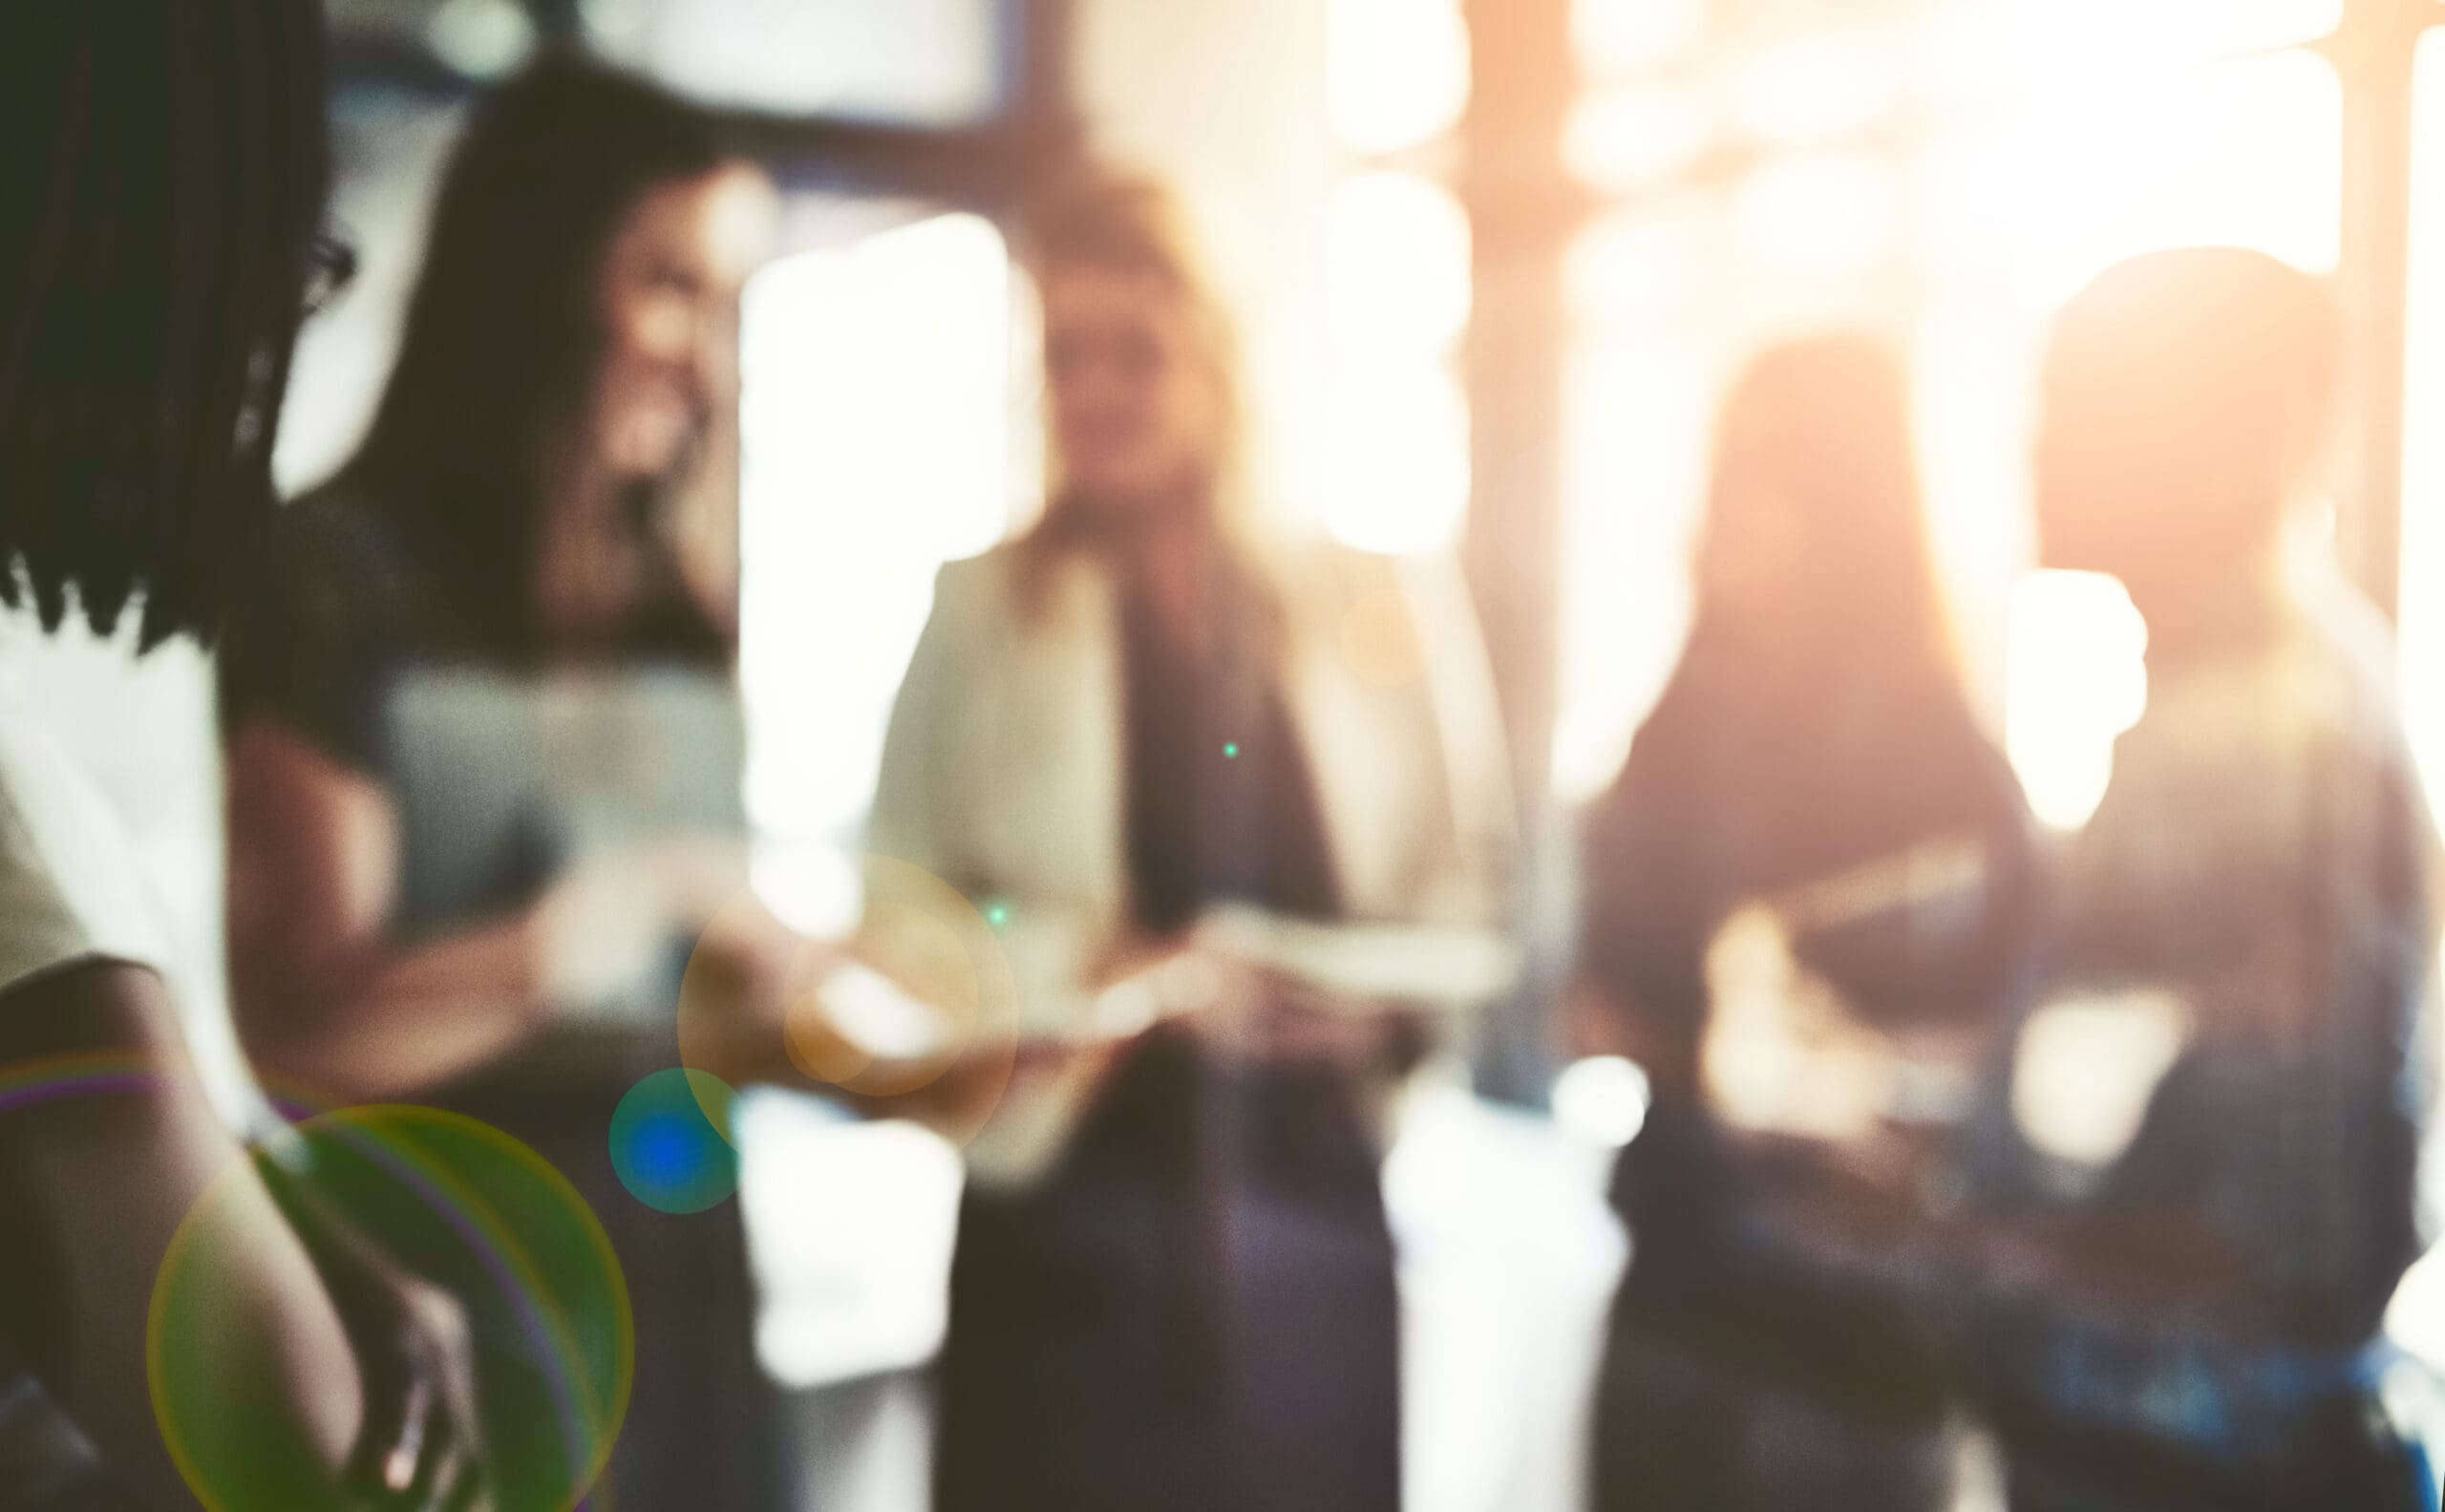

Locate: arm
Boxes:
[227,721,742,1104]
[1934,739,2437,1448]
[223,722,560,1103]
[0,964,360,1508]
[852,565,1143,1177]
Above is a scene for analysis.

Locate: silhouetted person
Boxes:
[1578,336,2032,1512]
[1950,247,2437,1511]
[0,7,482,1507]
[868,171,1515,1512]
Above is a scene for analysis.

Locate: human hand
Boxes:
[1701,903,1895,1142]
[536,835,754,1012]
[1122,935,1397,1069]
[260,1161,489,1512]
[334,1262,489,1512]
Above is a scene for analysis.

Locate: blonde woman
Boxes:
[867,172,1514,1512]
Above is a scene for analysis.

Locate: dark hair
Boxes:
[1671,334,1957,712]
[0,2,330,648]
[338,53,727,650]
[2041,246,2342,565]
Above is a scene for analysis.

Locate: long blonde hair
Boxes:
[1017,169,1261,588]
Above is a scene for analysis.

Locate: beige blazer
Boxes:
[867,537,1519,1181]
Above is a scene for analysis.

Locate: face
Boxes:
[1043,266,1219,509]
[590,162,775,483]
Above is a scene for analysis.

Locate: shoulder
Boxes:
[923,544,1031,649]
[256,484,420,610]
[0,702,164,996]
[220,483,432,765]
[932,543,1023,608]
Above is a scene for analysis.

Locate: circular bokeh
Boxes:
[608,1069,741,1215]
[677,855,1019,1143]
[150,1106,633,1512]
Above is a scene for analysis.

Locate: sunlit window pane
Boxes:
[1728,32,1907,144]
[1329,172,1472,358]
[1563,199,1723,339]
[584,0,1009,126]
[1555,342,1712,799]
[1910,296,2043,711]
[1323,362,1472,556]
[1913,0,2344,108]
[1566,85,1716,194]
[738,212,1019,848]
[1921,50,2342,312]
[1328,0,1471,155]
[1733,153,1903,279]
[1574,0,1710,80]
[2400,32,2445,816]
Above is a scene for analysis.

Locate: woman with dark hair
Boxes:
[1578,336,2031,1510]
[217,54,790,1511]
[219,53,777,1107]
[868,170,1516,1512]
[0,6,479,1508]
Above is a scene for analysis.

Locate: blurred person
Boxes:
[0,6,486,1507]
[1945,248,2438,1510]
[217,54,790,1511]
[1575,336,2034,1511]
[221,54,776,1098]
[866,170,1515,1512]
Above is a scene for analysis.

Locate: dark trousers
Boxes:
[1592,1278,1958,1512]
[936,1031,1402,1512]
[432,1032,789,1512]
[1990,1402,2431,1512]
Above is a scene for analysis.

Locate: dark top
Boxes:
[218,485,730,936]
[222,486,728,770]
[1951,589,2437,1469]
[1114,543,1342,936]
[220,489,478,775]
[1581,646,2034,1297]
[942,540,1393,1512]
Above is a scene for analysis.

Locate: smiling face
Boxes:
[588,163,774,485]
[1042,263,1228,517]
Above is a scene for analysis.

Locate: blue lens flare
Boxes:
[609,1070,741,1215]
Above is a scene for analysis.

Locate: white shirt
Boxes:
[0,699,172,1001]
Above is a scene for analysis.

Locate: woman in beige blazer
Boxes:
[866,172,1514,1512]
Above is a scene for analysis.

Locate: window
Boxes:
[583,0,1015,127]
[2400,31,2445,814]
[735,202,1031,927]
[1320,0,1474,556]
[1550,0,2349,815]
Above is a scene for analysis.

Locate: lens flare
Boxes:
[150,1105,632,1512]
[676,855,1020,1147]
[609,1069,742,1215]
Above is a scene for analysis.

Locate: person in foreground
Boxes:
[0,6,479,1508]
[1947,247,2439,1510]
